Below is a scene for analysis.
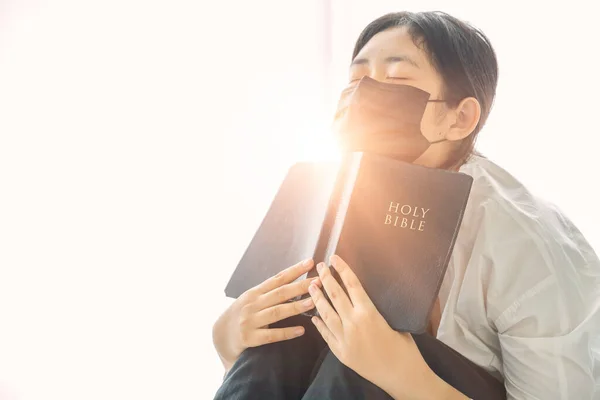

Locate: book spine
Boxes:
[323,152,362,263]
[301,153,361,317]
[309,165,347,271]
[300,153,361,316]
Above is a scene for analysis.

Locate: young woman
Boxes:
[212,11,600,400]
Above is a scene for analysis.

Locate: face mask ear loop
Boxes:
[425,98,449,145]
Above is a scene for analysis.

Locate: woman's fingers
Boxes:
[311,316,337,348]
[252,258,314,296]
[253,297,316,327]
[330,255,373,309]
[315,262,353,319]
[309,281,342,338]
[254,275,321,311]
[245,326,307,348]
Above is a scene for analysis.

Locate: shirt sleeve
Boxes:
[495,276,599,399]
[485,203,600,400]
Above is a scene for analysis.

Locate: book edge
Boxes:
[414,175,474,334]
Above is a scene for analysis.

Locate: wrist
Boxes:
[413,369,470,400]
[217,352,234,376]
[386,362,469,400]
[212,315,237,370]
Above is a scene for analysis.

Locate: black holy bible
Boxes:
[225,152,473,333]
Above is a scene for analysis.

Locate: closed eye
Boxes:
[386,77,409,81]
[348,76,409,84]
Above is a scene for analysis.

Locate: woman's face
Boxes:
[344,27,479,169]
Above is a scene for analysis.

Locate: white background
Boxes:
[0,1,598,399]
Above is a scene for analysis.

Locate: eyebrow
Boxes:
[350,55,420,69]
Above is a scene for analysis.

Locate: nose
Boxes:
[368,69,387,83]
[346,60,387,87]
[362,63,387,83]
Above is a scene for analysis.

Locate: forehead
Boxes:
[353,27,432,71]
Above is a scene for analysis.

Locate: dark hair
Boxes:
[353,11,498,167]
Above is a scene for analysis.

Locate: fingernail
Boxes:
[294,327,305,336]
[316,263,325,273]
[309,284,317,295]
[311,277,321,287]
[302,298,314,308]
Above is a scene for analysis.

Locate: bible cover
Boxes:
[224,152,473,333]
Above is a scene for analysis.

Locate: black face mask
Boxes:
[333,76,447,163]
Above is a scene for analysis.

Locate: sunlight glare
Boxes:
[293,121,342,165]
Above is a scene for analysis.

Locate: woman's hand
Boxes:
[212,258,321,373]
[309,255,467,400]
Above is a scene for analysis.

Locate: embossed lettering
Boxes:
[384,201,431,232]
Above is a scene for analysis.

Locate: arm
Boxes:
[211,259,322,377]
[494,275,599,399]
[308,256,473,400]
[476,198,600,399]
[386,351,471,400]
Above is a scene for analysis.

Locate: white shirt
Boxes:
[437,155,600,400]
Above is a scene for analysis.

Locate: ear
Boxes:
[446,97,481,141]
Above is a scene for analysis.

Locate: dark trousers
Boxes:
[213,316,506,399]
